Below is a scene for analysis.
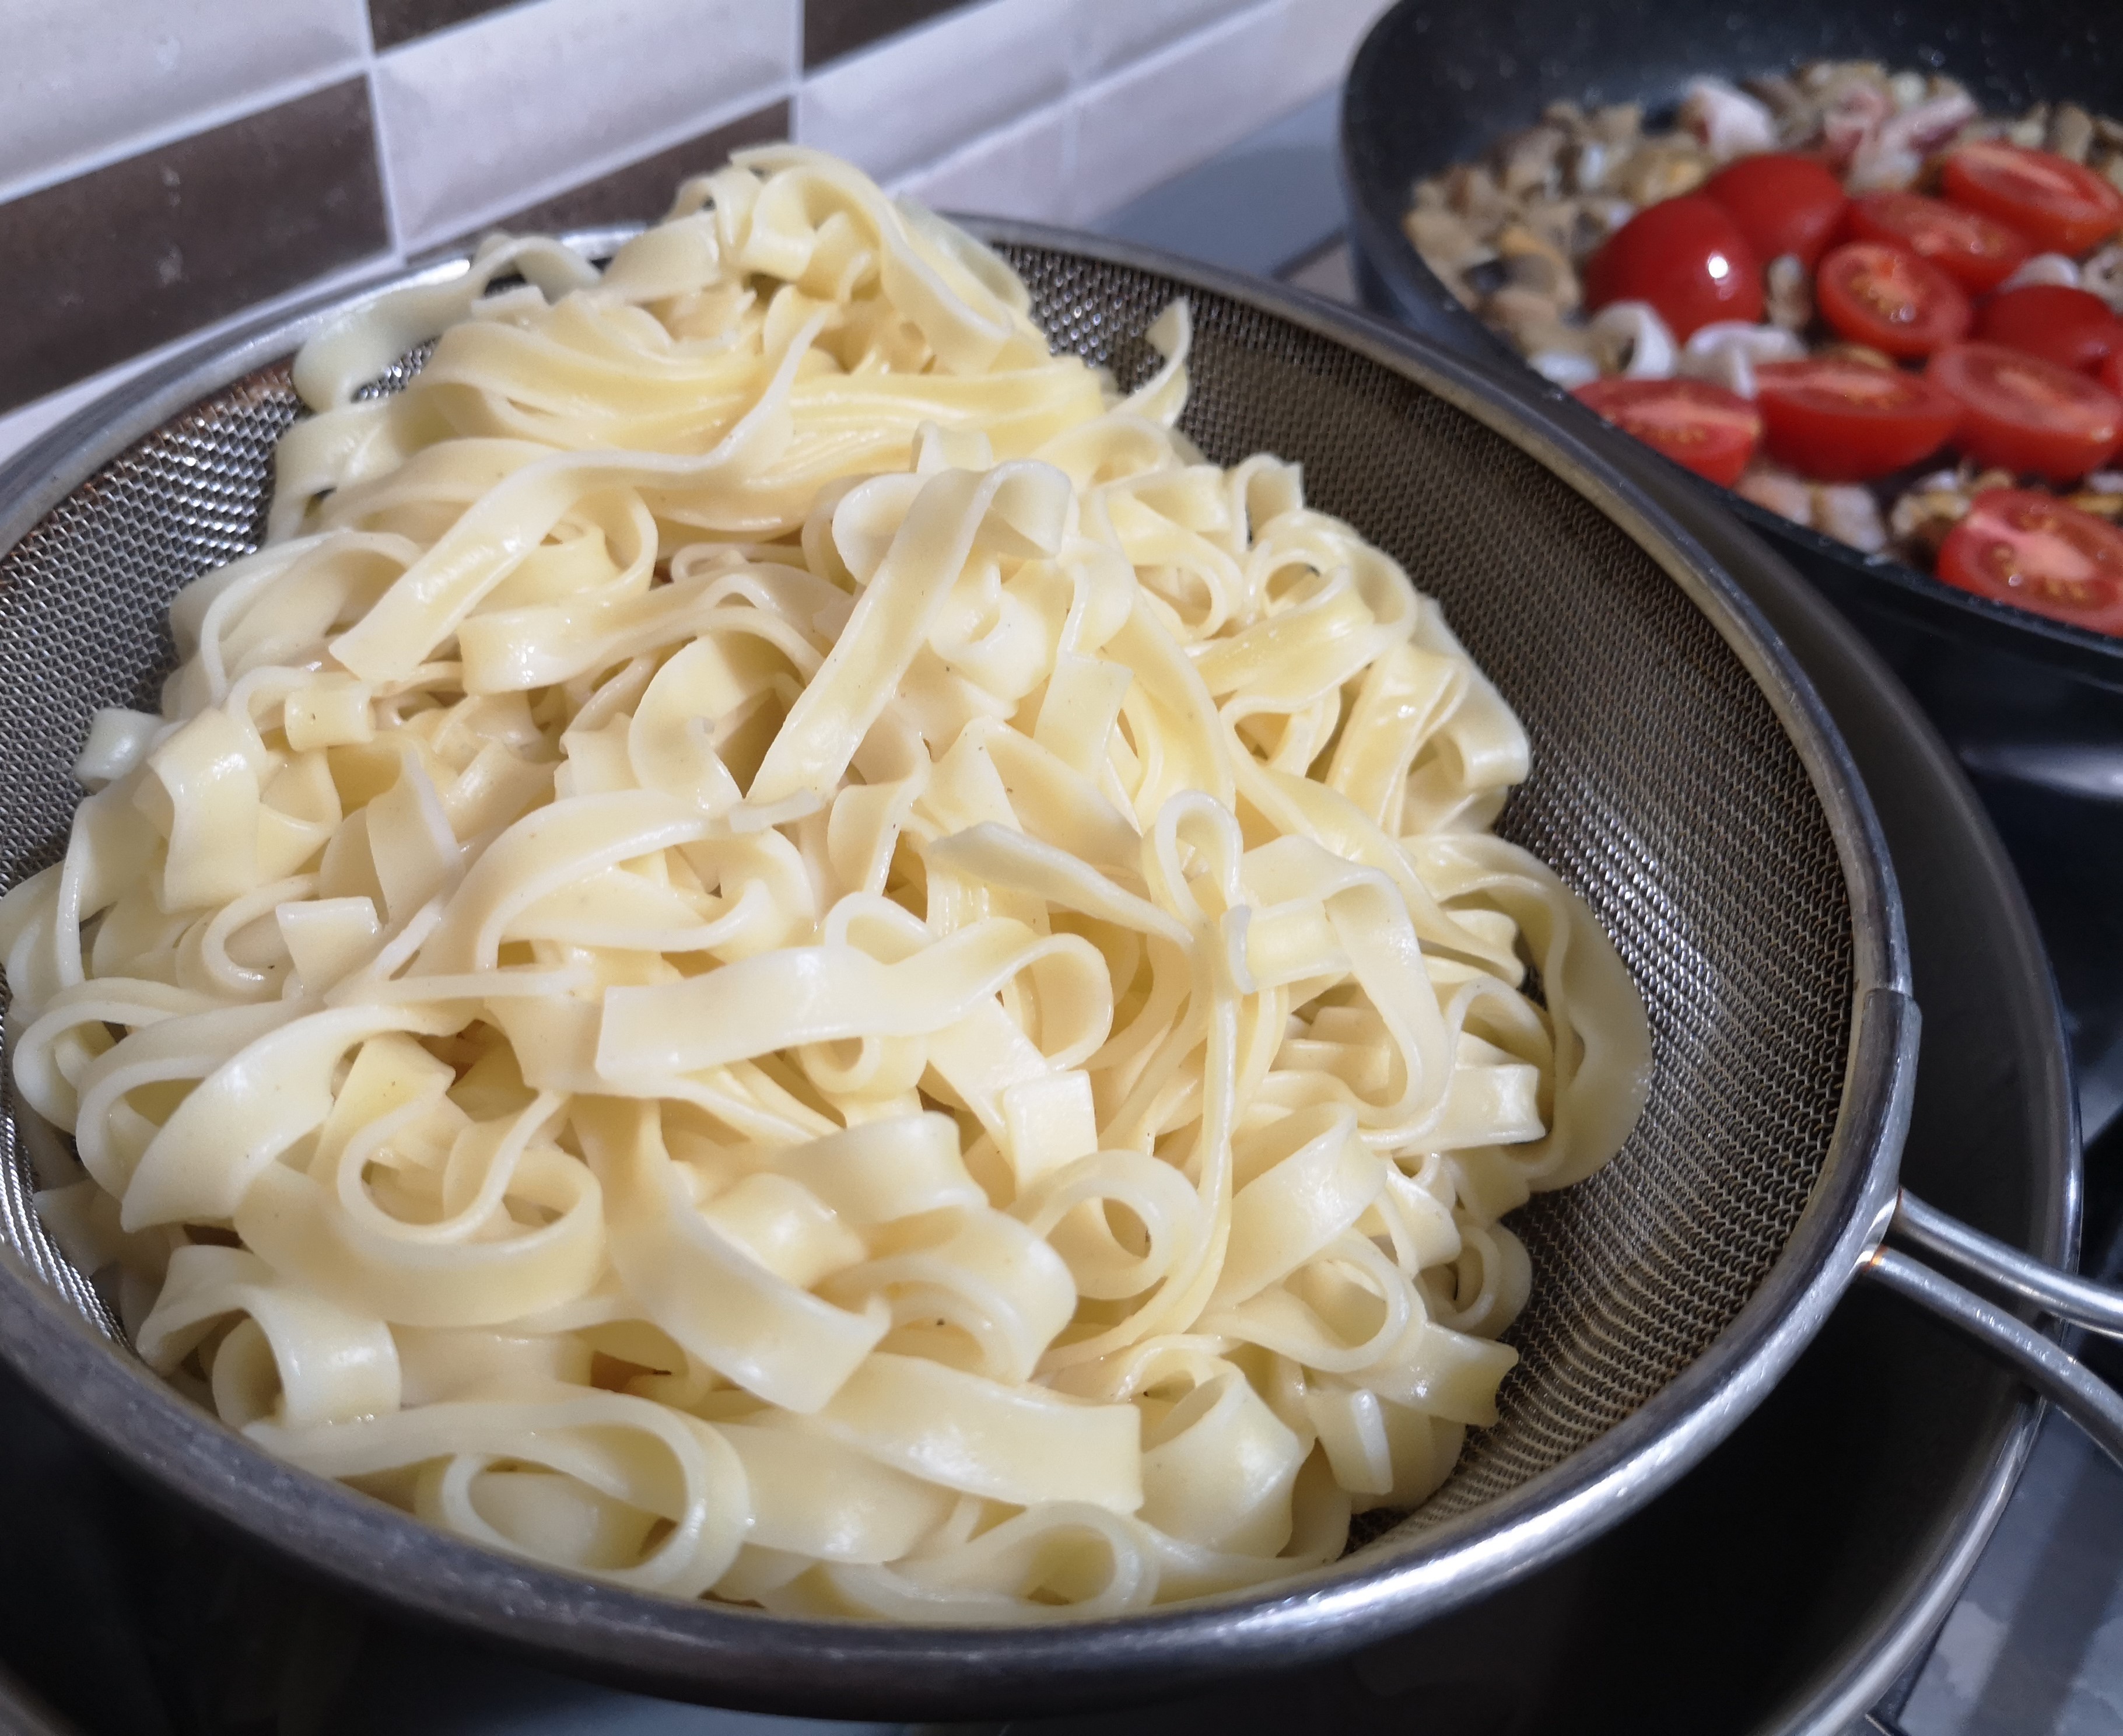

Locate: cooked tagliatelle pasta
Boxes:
[1,145,1651,1618]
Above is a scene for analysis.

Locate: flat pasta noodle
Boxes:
[0,144,1652,1620]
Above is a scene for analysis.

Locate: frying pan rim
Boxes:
[0,221,1914,1717]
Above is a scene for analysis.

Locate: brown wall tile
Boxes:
[0,81,389,417]
[477,99,791,240]
[804,0,969,68]
[369,0,526,51]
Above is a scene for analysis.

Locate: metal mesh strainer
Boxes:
[3,226,2091,1719]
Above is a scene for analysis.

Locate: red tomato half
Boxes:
[1702,153,1848,269]
[2104,351,2123,400]
[1975,285,2123,374]
[1815,242,1973,359]
[1844,191,2030,293]
[1584,196,1764,340]
[1937,489,2123,636]
[1753,358,1961,481]
[1928,342,2123,481]
[1942,142,2123,256]
[1573,376,1762,485]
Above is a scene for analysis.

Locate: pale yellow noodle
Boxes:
[1,145,1652,1619]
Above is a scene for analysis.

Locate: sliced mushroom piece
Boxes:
[1405,208,1495,274]
[1589,300,1677,379]
[1999,253,2082,291]
[1680,323,1806,400]
[1588,102,1644,146]
[1613,141,1711,205]
[1562,138,1611,195]
[1495,223,1581,309]
[1495,124,1570,198]
[1765,255,1813,332]
[1481,285,1567,345]
[1735,463,1815,526]
[1681,77,1778,162]
[1517,195,1580,257]
[1529,349,1602,390]
[1743,72,1807,121]
[1442,163,1511,223]
[1888,486,1971,559]
[2049,103,2096,164]
[1575,197,1637,252]
[1847,89,1980,191]
[1814,484,1889,554]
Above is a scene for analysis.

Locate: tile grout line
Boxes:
[353,0,409,266]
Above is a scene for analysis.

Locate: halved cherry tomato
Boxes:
[1814,242,1973,359]
[1843,191,2030,293]
[1573,376,1761,486]
[1584,196,1763,340]
[1936,489,2123,636]
[1702,153,1848,270]
[1753,358,1961,481]
[1975,285,2123,374]
[1941,142,2123,256]
[1928,342,2123,481]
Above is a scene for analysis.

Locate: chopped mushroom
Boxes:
[1589,300,1677,378]
[1999,253,2083,290]
[1680,78,1777,161]
[1680,321,1806,398]
[1496,223,1581,309]
[1764,255,1813,332]
[1587,103,1644,145]
[2050,103,2097,164]
[1887,485,1972,559]
[1814,485,1889,553]
[2084,245,2123,313]
[1495,125,1570,198]
[1611,140,1711,204]
[1735,463,1814,525]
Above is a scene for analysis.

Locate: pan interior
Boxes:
[0,246,1854,1562]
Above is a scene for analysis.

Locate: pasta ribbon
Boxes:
[2,145,1651,1619]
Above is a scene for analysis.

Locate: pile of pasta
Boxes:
[0,147,1650,1619]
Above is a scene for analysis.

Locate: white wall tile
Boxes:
[1270,0,1396,100]
[795,0,1074,186]
[0,0,370,202]
[373,0,797,247]
[1068,0,1390,222]
[893,100,1073,225]
[1068,0,1259,83]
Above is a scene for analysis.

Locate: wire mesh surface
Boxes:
[0,249,1854,1556]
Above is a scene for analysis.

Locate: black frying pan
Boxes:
[1340,0,2123,724]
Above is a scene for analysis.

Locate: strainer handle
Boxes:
[1890,1191,2123,1338]
[1863,1245,2123,1470]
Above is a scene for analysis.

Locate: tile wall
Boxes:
[0,0,1393,449]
